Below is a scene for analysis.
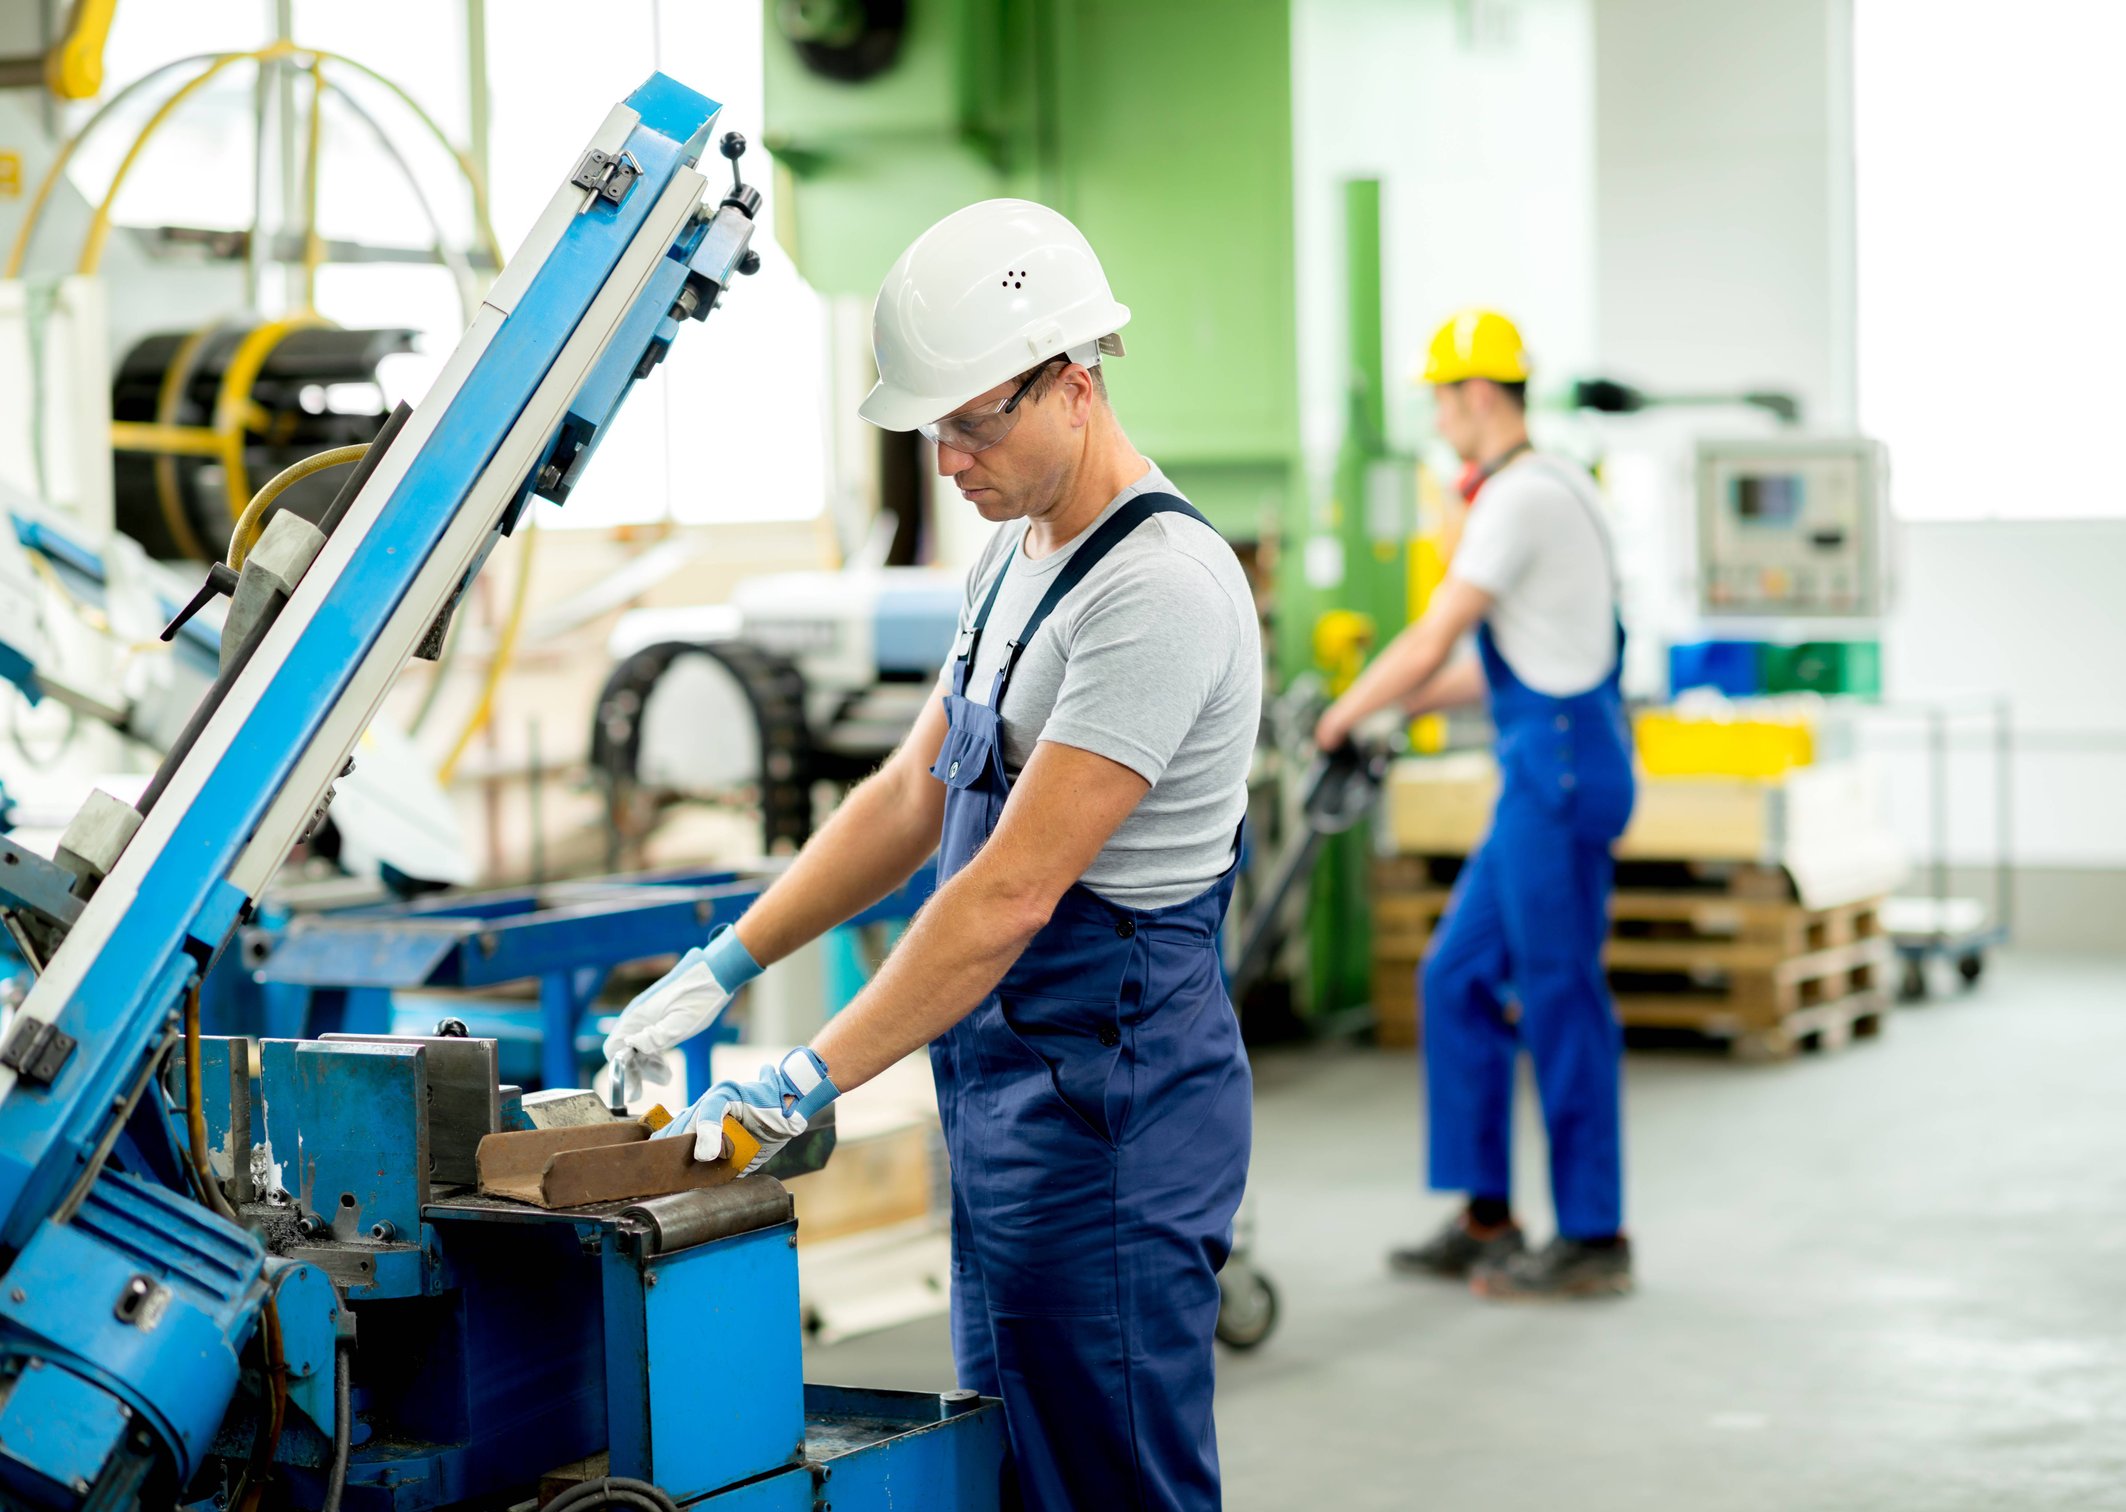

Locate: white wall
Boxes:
[1589,0,2126,879]
[1291,0,1596,476]
[1592,0,1855,426]
[1870,522,2126,870]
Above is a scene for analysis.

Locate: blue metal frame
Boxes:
[249,863,936,1092]
[0,76,728,1253]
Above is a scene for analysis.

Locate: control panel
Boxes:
[1695,437,1888,618]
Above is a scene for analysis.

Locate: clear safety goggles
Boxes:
[920,358,1064,455]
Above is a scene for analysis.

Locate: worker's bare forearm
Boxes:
[733,765,940,968]
[1341,620,1457,725]
[807,862,1047,1093]
[1400,655,1487,717]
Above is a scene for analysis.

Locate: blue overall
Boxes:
[927,494,1252,1512]
[1420,463,1636,1239]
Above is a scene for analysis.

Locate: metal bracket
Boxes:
[570,148,640,212]
[0,1016,77,1087]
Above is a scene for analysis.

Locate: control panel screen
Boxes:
[1732,473,1803,525]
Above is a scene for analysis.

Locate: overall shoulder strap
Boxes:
[1000,492,1210,682]
[953,529,1024,688]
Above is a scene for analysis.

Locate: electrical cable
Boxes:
[227,443,369,570]
[545,1477,681,1512]
[181,985,286,1509]
[319,1337,353,1512]
[232,1295,287,1512]
[181,986,236,1221]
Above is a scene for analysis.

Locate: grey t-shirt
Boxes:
[937,465,1261,909]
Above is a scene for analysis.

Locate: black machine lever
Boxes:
[718,130,764,237]
[160,561,240,642]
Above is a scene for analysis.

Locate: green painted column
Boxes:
[1307,177,1413,1018]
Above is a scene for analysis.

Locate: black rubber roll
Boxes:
[588,638,815,858]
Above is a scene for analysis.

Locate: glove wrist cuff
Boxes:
[704,924,764,991]
[780,1046,839,1122]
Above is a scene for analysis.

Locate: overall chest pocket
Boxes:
[931,699,1003,790]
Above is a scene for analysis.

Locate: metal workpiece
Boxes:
[620,1176,794,1255]
[517,1087,617,1129]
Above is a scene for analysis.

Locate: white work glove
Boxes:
[653,1046,840,1174]
[601,924,762,1104]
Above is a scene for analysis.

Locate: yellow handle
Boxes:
[45,0,119,101]
[720,1116,764,1172]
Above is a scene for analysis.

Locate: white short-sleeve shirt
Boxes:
[1449,454,1619,696]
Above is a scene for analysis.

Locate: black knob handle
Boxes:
[720,131,748,162]
[160,561,241,642]
[738,249,762,276]
[433,1017,469,1038]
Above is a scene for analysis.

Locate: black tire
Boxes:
[1215,1267,1279,1351]
[588,639,815,859]
[1956,952,1986,986]
[1898,958,1929,1002]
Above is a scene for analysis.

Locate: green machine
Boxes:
[765,0,1395,1021]
[763,0,1300,543]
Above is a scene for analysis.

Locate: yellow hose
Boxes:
[436,516,538,785]
[227,443,368,571]
[76,44,301,276]
[4,49,243,279]
[300,56,326,313]
[9,39,500,282]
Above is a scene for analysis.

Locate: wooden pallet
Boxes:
[1369,858,1890,1059]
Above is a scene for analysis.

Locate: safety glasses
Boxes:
[920,358,1063,454]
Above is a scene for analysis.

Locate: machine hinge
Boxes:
[570,148,640,212]
[0,1016,77,1087]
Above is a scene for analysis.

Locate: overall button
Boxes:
[1097,1026,1121,1047]
[1555,713,1571,732]
[948,759,960,778]
[1560,771,1577,789]
[1115,918,1135,939]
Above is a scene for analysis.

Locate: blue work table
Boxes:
[243,861,935,1093]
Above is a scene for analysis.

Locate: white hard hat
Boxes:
[859,198,1131,432]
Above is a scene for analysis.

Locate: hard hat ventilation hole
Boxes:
[1003,269,1026,288]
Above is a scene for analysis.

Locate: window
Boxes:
[489,0,829,528]
[54,0,826,529]
[1855,0,2126,520]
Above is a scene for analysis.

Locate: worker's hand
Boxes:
[1314,701,1358,754]
[602,926,762,1104]
[654,1047,839,1174]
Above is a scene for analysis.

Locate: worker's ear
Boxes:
[1063,364,1098,428]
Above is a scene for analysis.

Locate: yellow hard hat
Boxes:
[1420,308,1530,386]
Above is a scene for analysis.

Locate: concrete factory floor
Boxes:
[806,952,2126,1511]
